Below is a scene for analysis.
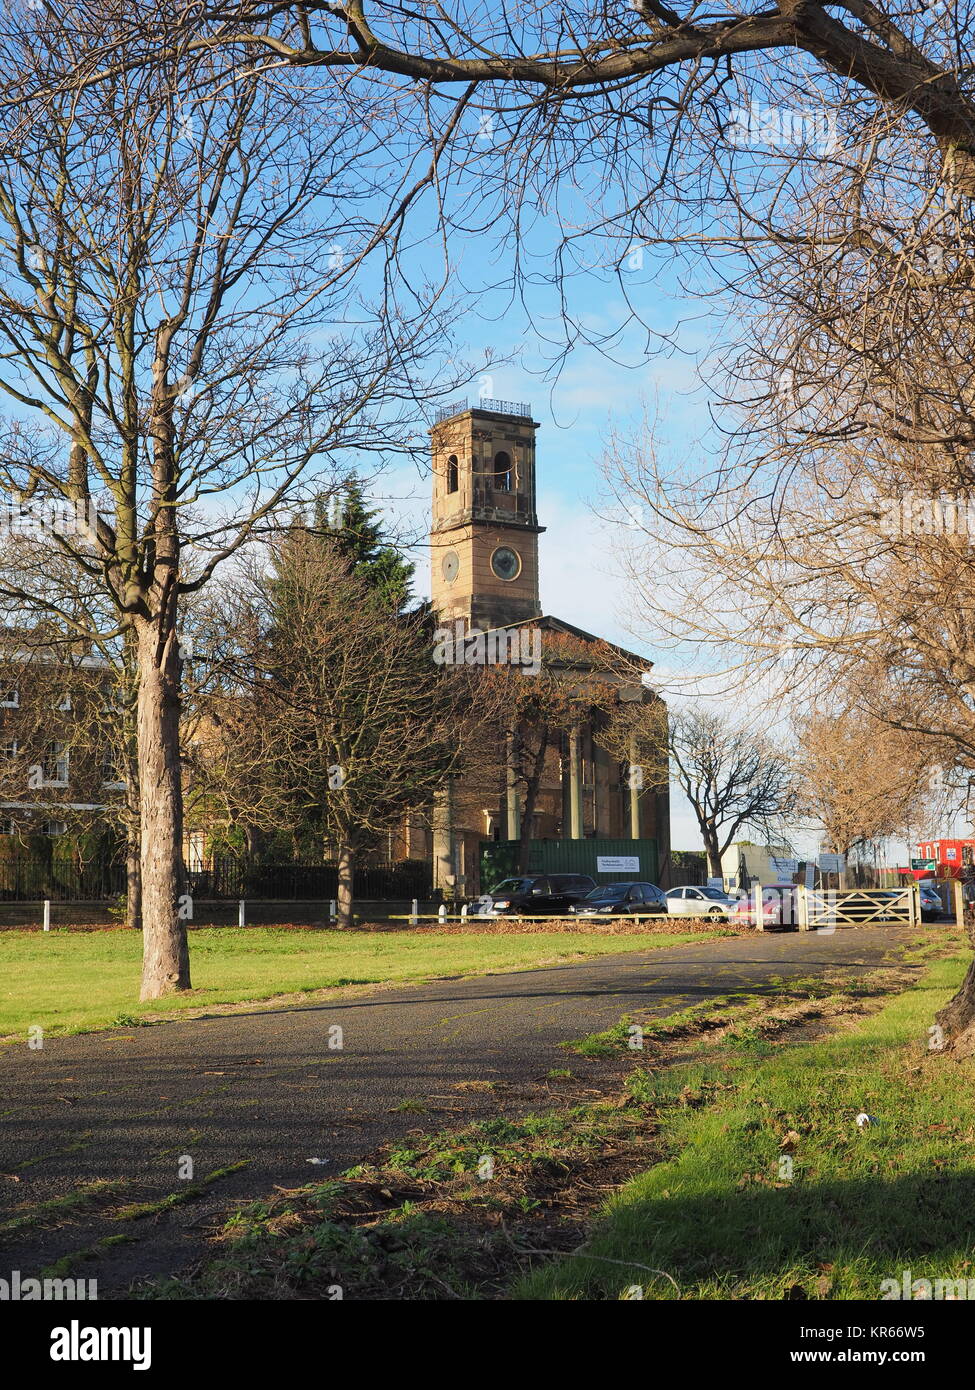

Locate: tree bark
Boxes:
[125,814,142,932]
[336,841,354,929]
[935,908,975,1056]
[517,725,549,874]
[136,615,190,998]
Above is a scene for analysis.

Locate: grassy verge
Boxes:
[522,949,974,1300]
[134,959,939,1301]
[0,926,723,1042]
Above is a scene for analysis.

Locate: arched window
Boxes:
[446,454,459,494]
[492,450,512,491]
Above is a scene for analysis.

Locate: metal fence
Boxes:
[434,397,532,423]
[0,854,126,902]
[0,853,432,902]
[186,857,433,902]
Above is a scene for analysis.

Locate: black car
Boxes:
[479,874,597,916]
[571,881,668,917]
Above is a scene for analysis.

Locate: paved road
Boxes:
[0,926,916,1292]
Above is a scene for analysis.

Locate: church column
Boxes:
[629,733,642,839]
[569,724,583,839]
[432,781,455,898]
[506,727,521,840]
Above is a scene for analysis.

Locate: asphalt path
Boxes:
[0,924,917,1293]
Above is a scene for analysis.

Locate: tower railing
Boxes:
[434,397,532,423]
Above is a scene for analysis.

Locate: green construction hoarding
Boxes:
[480,838,660,890]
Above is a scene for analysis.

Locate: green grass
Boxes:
[140,1103,653,1300]
[0,926,717,1042]
[0,1180,130,1238]
[520,951,975,1300]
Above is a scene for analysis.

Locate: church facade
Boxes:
[401,397,671,897]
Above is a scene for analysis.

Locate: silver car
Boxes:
[665,885,740,918]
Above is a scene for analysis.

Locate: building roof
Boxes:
[498,613,654,674]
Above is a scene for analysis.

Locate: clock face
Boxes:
[441,551,459,584]
[491,545,521,581]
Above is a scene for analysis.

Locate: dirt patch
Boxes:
[140,966,919,1301]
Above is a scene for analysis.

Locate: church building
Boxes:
[410,396,671,897]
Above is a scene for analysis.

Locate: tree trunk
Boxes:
[935,904,975,1055]
[336,841,354,929]
[125,818,142,931]
[136,616,190,999]
[123,628,142,930]
[517,725,549,874]
[703,833,722,880]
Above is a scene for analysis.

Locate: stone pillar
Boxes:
[628,734,641,839]
[506,728,521,840]
[432,782,454,898]
[569,724,583,840]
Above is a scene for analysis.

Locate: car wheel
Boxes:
[708,906,723,917]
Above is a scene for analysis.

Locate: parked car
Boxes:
[919,882,945,921]
[665,885,740,918]
[477,873,596,916]
[732,884,799,930]
[571,881,668,917]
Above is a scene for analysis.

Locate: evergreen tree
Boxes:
[317,477,415,611]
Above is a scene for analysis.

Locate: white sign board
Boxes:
[819,853,846,874]
[597,855,640,873]
[770,857,799,880]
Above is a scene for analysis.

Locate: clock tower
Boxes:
[430,398,544,631]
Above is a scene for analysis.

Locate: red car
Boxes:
[732,885,799,930]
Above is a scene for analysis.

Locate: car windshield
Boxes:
[491,879,533,894]
[701,887,730,900]
[585,885,629,901]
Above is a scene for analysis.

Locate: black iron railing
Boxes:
[0,854,432,902]
[434,397,532,423]
[186,857,433,902]
[0,853,125,901]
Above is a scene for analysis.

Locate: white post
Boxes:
[438,903,447,924]
[238,898,245,928]
[328,898,336,925]
[954,879,965,930]
[410,898,418,926]
[43,898,50,932]
[752,882,764,932]
[460,903,468,920]
[797,884,809,932]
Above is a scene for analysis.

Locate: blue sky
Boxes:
[370,234,788,857]
[366,207,948,867]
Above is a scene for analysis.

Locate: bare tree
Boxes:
[478,633,617,873]
[0,16,467,997]
[597,131,975,1041]
[792,703,937,861]
[601,701,792,877]
[200,536,501,927]
[35,4,975,197]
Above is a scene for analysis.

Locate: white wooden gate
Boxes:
[795,884,918,931]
